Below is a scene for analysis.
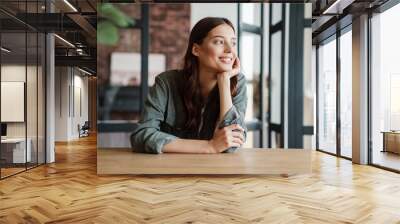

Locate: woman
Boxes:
[131,17,247,154]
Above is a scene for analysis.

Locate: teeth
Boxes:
[219,57,232,63]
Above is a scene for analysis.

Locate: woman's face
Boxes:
[192,24,237,75]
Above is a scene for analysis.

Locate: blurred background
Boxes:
[97,3,313,150]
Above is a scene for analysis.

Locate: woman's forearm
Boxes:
[163,138,213,153]
[217,75,233,123]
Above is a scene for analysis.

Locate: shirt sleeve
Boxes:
[217,73,248,153]
[130,76,178,154]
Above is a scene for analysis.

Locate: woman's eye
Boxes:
[232,42,237,46]
[214,40,224,45]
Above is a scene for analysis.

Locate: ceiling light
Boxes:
[63,0,78,12]
[1,47,11,53]
[54,34,75,48]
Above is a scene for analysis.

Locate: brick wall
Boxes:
[149,4,191,70]
[97,3,190,85]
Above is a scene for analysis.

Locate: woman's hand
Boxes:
[207,124,245,153]
[216,57,241,80]
[230,57,241,77]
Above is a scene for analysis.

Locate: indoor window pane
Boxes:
[371,4,400,171]
[270,130,282,148]
[27,31,38,169]
[26,0,40,166]
[241,3,261,26]
[271,4,282,25]
[318,37,337,154]
[270,31,282,125]
[241,32,261,120]
[1,29,28,177]
[240,31,261,148]
[245,83,254,122]
[242,130,261,148]
[340,29,352,158]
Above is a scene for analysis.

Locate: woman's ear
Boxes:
[192,43,200,57]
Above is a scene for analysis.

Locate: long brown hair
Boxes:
[182,17,238,131]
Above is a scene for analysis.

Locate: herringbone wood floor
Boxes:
[1,135,400,224]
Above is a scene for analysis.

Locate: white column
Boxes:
[46,32,55,163]
[352,14,369,164]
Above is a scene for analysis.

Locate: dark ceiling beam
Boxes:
[81,12,97,17]
[312,14,352,44]
[67,14,96,39]
[52,0,78,13]
[86,0,97,12]
[312,15,335,34]
[0,8,37,31]
[55,55,96,71]
[0,18,27,31]
[78,66,97,75]
[6,13,97,32]
[311,0,377,44]
[8,12,96,47]
[322,0,356,14]
[12,13,85,32]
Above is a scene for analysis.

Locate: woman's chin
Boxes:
[216,65,232,72]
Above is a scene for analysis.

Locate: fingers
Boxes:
[231,136,243,146]
[232,56,240,66]
[214,124,245,152]
[232,57,238,67]
[236,57,241,64]
[231,57,241,76]
[232,131,244,142]
[225,124,245,133]
[228,132,244,146]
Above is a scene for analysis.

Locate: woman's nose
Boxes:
[224,43,233,52]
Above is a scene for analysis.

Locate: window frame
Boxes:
[315,23,353,161]
[238,3,265,147]
[368,0,400,173]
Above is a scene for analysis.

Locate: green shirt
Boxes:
[131,69,248,154]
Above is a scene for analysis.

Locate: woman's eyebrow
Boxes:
[211,35,237,40]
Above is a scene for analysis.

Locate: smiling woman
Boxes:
[131,17,248,154]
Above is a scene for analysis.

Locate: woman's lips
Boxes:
[219,57,233,64]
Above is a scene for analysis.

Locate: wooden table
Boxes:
[97,148,312,175]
